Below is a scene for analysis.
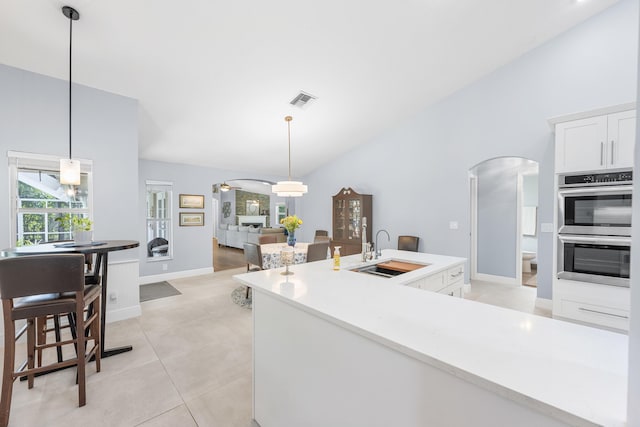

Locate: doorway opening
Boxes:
[469,157,539,287]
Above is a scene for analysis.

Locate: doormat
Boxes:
[140,281,181,302]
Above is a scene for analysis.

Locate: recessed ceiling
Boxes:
[0,0,620,177]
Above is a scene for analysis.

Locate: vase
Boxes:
[287,231,296,247]
[74,230,93,245]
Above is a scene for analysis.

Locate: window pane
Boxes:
[14,166,91,245]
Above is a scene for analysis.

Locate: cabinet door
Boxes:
[608,110,636,169]
[555,116,608,173]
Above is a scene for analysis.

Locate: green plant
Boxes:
[55,214,93,231]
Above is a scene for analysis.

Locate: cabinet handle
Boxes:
[600,142,604,165]
[578,307,628,319]
[450,271,463,278]
[611,140,615,165]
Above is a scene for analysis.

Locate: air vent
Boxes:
[290,91,317,108]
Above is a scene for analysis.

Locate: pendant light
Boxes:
[272,116,308,197]
[59,6,81,186]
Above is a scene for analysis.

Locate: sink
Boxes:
[350,259,430,279]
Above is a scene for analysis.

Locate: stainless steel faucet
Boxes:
[375,229,390,259]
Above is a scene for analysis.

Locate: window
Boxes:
[8,152,92,246]
[146,181,173,261]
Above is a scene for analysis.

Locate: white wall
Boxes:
[627,5,640,423]
[299,0,638,299]
[0,63,140,320]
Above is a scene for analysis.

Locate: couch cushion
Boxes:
[238,226,250,232]
[219,224,229,230]
[248,227,260,233]
[228,225,239,231]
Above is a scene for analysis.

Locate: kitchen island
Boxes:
[233,249,628,427]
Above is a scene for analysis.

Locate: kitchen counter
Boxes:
[234,249,628,427]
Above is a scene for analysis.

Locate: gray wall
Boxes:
[298,0,638,299]
[0,63,139,260]
[476,162,518,278]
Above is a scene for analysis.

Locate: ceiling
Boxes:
[0,0,620,177]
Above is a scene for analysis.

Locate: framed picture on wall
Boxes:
[179,194,205,209]
[179,212,204,226]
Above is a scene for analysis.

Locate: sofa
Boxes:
[217,225,285,249]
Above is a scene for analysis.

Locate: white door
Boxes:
[555,115,608,173]
[608,110,636,169]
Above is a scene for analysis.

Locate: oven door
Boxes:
[557,234,630,287]
[558,185,632,235]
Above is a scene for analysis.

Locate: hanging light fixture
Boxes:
[272,116,308,197]
[59,6,81,185]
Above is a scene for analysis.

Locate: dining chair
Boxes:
[306,242,330,263]
[0,254,101,427]
[258,235,278,245]
[314,230,329,237]
[243,243,264,298]
[398,236,420,252]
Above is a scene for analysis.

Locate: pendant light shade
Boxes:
[59,6,81,185]
[272,116,308,197]
[60,158,81,185]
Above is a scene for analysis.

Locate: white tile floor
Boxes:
[1,268,548,426]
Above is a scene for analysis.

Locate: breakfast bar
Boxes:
[234,249,628,427]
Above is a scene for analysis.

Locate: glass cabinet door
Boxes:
[334,198,346,240]
[348,199,361,239]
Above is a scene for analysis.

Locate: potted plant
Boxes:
[280,215,302,247]
[55,214,93,244]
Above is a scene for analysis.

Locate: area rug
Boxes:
[231,286,252,309]
[139,281,182,302]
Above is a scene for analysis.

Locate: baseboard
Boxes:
[474,273,519,286]
[139,267,214,285]
[106,304,141,323]
[535,297,552,310]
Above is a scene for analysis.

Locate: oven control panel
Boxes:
[561,170,633,186]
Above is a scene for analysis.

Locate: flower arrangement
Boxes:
[280,215,303,233]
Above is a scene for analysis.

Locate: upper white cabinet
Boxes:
[554,109,636,173]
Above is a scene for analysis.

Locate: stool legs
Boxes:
[1,302,16,427]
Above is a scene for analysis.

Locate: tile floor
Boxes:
[2,268,549,426]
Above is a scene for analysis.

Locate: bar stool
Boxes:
[398,235,420,252]
[0,254,101,427]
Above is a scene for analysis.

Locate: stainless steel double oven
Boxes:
[557,170,632,287]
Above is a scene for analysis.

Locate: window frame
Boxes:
[8,151,93,248]
[146,180,173,262]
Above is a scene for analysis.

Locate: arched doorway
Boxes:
[469,157,539,286]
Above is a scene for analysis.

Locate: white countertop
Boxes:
[234,249,628,427]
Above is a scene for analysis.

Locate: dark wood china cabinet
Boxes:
[332,187,372,256]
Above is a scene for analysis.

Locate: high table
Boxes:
[260,242,309,269]
[1,240,140,359]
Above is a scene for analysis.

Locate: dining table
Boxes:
[260,242,309,269]
[0,240,140,359]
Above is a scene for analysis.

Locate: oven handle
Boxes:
[558,234,631,245]
[558,185,632,196]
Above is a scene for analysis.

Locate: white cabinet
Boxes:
[555,109,636,173]
[552,279,630,331]
[406,263,465,297]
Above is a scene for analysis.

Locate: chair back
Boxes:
[258,235,277,245]
[398,236,420,252]
[314,235,331,244]
[0,254,85,300]
[314,230,329,237]
[243,243,264,270]
[306,242,330,263]
[147,237,169,256]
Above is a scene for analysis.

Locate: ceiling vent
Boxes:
[290,91,317,109]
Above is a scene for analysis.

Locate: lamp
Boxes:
[272,116,308,197]
[59,6,81,186]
